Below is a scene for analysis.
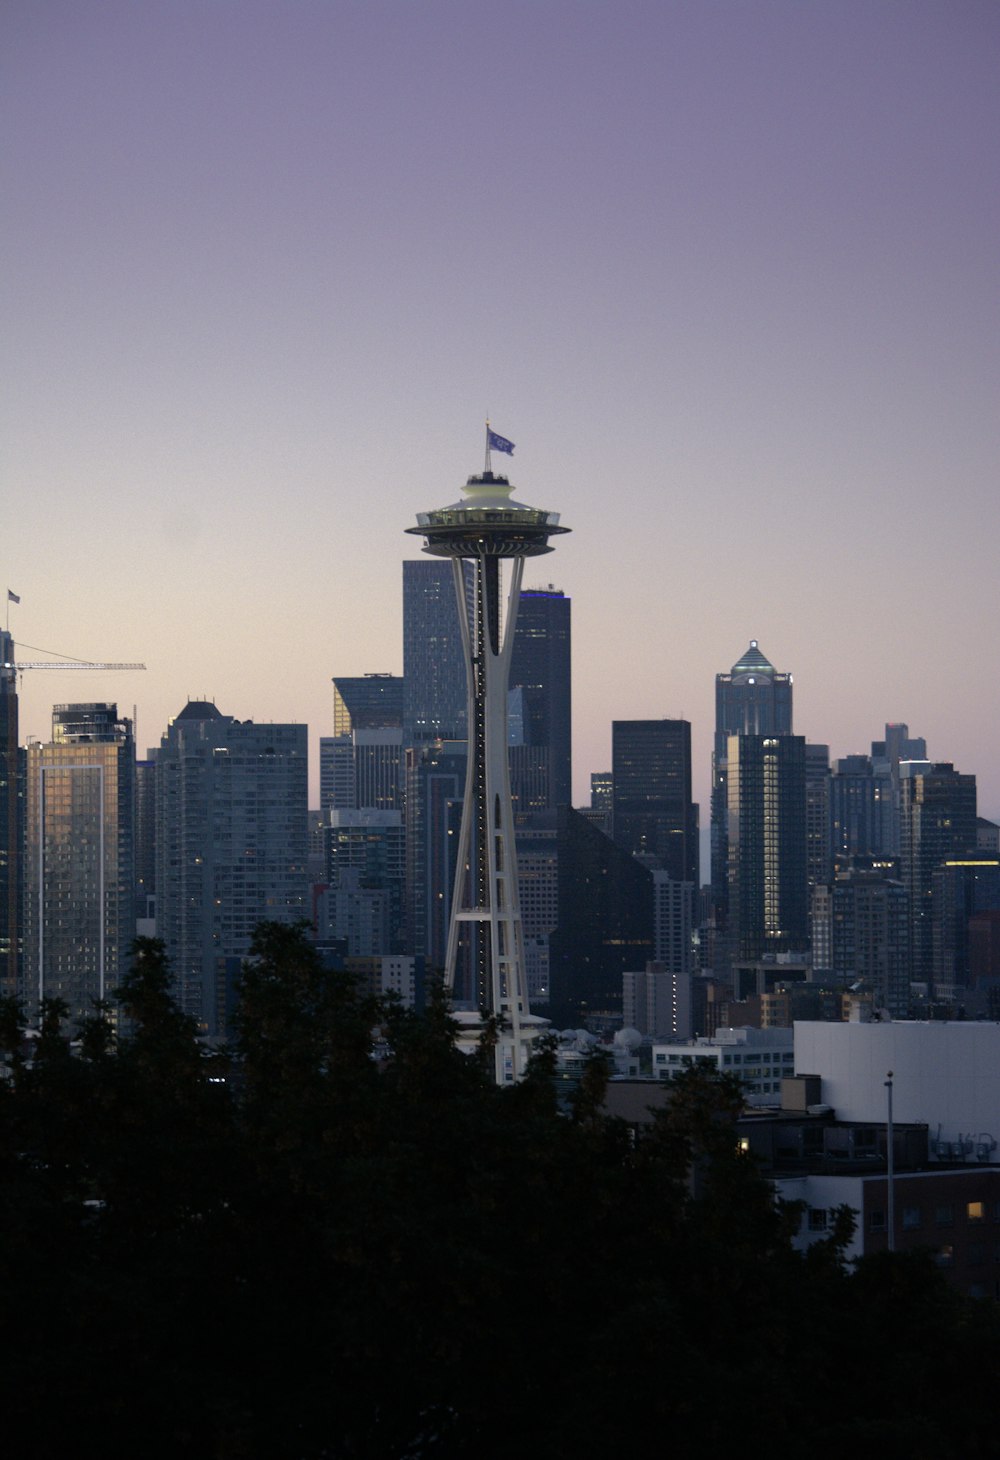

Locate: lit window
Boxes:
[968,1201,986,1223]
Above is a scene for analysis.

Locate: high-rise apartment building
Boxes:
[726,733,808,964]
[611,719,698,886]
[155,701,308,1034]
[831,868,910,1018]
[402,561,473,744]
[711,641,793,915]
[509,586,571,807]
[25,703,136,1024]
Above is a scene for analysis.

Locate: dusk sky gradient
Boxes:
[4,1,999,850]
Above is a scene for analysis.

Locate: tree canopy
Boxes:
[1,925,997,1458]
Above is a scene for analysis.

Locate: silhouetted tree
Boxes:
[1,922,999,1458]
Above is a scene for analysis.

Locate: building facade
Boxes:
[726,733,808,964]
[402,561,473,745]
[155,701,308,1034]
[508,585,571,807]
[612,719,698,886]
[711,640,793,918]
[25,703,136,1024]
[831,867,911,1017]
[332,673,403,737]
[899,763,977,988]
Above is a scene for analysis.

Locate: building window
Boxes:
[808,1209,828,1232]
[935,1205,954,1227]
[869,1209,886,1231]
[902,1207,921,1230]
[936,1245,954,1267]
[967,1201,986,1223]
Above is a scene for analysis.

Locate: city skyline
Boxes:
[4,2,998,824]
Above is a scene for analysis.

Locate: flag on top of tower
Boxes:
[487,428,515,456]
[7,590,19,604]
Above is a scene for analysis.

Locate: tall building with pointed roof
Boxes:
[711,640,793,939]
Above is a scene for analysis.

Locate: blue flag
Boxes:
[487,428,515,456]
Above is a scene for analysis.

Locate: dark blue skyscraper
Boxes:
[612,719,698,887]
[509,586,572,807]
[402,561,473,744]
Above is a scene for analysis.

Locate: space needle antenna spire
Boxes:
[406,431,569,1081]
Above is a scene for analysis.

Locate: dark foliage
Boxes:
[2,926,998,1458]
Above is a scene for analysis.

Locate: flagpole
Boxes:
[485,418,491,473]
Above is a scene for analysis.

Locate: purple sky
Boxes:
[4,1,999,838]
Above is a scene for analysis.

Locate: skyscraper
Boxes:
[25,703,136,1024]
[402,561,473,744]
[548,806,654,1028]
[404,738,466,974]
[612,719,698,887]
[832,868,910,1018]
[319,729,404,815]
[332,673,403,736]
[805,743,832,890]
[322,808,405,957]
[155,701,308,1033]
[406,455,568,1080]
[711,640,793,915]
[726,733,808,964]
[899,762,977,989]
[829,754,895,866]
[872,722,928,854]
[509,585,571,807]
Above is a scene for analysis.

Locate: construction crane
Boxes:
[1,637,145,677]
[3,661,146,672]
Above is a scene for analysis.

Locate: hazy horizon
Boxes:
[5,2,998,825]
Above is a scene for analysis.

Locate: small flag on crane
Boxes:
[7,590,19,604]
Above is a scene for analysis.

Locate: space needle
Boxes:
[406,428,569,1081]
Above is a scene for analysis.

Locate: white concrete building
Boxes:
[794,1020,1000,1161]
